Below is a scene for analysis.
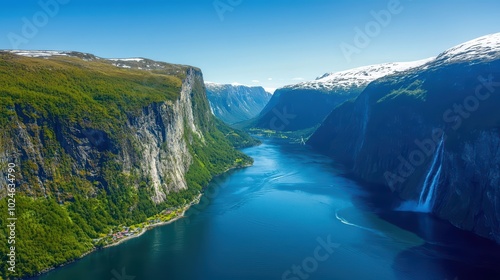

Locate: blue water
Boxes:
[37,138,500,280]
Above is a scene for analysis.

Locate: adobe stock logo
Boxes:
[7,0,70,49]
[213,0,243,22]
[270,106,297,131]
[111,267,135,280]
[281,235,340,280]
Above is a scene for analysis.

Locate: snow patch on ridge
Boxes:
[286,58,434,91]
[7,50,68,57]
[435,32,500,65]
[109,58,144,62]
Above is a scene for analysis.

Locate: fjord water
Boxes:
[38,138,500,280]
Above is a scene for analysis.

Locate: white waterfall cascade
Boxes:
[417,136,445,212]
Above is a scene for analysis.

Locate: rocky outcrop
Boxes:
[0,66,206,203]
[126,69,204,203]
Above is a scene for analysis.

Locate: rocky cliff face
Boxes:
[308,33,500,243]
[205,83,271,124]
[0,51,253,278]
[0,64,206,203]
[125,68,204,203]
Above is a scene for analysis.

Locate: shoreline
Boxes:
[103,163,253,249]
[26,193,203,280]
[103,193,202,249]
[28,162,248,279]
[104,162,253,249]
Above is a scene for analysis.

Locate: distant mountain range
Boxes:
[205,83,271,125]
[248,59,432,132]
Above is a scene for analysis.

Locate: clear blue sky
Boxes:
[2,0,500,92]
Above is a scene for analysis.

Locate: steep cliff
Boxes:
[205,83,271,124]
[0,51,255,278]
[308,33,500,243]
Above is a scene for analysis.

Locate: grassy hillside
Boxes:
[0,53,184,131]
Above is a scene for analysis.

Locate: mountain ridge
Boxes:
[286,58,434,92]
[308,32,500,243]
[249,58,431,132]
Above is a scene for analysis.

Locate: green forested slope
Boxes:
[0,52,255,278]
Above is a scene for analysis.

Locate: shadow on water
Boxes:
[344,173,500,280]
[272,139,500,279]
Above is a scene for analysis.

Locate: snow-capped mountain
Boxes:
[251,33,500,133]
[284,33,500,92]
[286,58,434,92]
[251,58,433,132]
[205,82,272,124]
[434,32,500,66]
[308,32,500,244]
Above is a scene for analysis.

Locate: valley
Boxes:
[1,31,500,280]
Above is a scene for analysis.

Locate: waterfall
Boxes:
[356,96,369,157]
[417,136,445,212]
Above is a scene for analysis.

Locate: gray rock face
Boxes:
[126,69,203,203]
[0,68,205,204]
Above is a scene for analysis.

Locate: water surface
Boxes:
[38,138,500,280]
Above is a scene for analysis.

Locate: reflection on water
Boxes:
[38,138,500,280]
